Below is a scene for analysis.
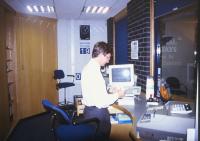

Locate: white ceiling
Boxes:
[4,0,130,20]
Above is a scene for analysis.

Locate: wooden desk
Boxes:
[109,104,142,141]
[109,105,132,141]
[110,124,133,141]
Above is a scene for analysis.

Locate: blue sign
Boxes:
[80,48,90,54]
[75,73,81,80]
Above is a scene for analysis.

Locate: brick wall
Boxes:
[127,0,152,92]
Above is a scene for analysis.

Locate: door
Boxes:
[16,15,58,118]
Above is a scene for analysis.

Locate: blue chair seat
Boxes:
[56,124,96,141]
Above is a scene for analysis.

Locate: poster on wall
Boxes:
[131,40,138,59]
[80,25,90,40]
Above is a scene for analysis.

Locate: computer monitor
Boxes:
[108,64,135,87]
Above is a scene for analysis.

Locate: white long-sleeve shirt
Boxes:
[81,59,118,108]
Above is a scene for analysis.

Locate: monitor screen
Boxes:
[108,64,134,87]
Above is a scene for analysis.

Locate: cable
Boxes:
[78,0,87,19]
[52,0,57,19]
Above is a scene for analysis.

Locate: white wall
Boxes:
[57,19,107,103]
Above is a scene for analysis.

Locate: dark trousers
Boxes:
[84,106,111,141]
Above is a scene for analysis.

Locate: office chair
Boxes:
[54,70,75,105]
[166,76,187,96]
[42,99,99,141]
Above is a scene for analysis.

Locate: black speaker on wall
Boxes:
[80,25,90,40]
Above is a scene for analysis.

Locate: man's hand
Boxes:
[111,87,125,98]
[117,88,125,98]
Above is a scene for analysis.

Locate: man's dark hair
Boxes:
[92,41,112,58]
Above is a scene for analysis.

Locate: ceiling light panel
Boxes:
[97,6,104,13]
[33,5,39,12]
[86,6,91,13]
[102,7,109,14]
[4,0,130,19]
[40,6,45,12]
[27,5,54,13]
[85,6,110,14]
[91,6,98,13]
[26,5,33,12]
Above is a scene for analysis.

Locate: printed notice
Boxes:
[131,40,138,59]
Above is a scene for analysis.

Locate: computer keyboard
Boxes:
[170,103,192,114]
[124,86,141,96]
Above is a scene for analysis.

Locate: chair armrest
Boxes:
[74,117,100,133]
[76,117,99,125]
[67,75,75,77]
[111,104,141,141]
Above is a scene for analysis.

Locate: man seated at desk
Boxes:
[81,41,125,141]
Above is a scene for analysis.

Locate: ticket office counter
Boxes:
[109,95,195,141]
[75,94,195,141]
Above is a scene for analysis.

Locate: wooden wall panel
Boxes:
[42,23,58,101]
[0,6,10,141]
[5,10,18,129]
[15,15,58,118]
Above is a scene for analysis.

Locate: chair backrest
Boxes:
[42,99,72,124]
[166,77,180,89]
[54,70,65,79]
